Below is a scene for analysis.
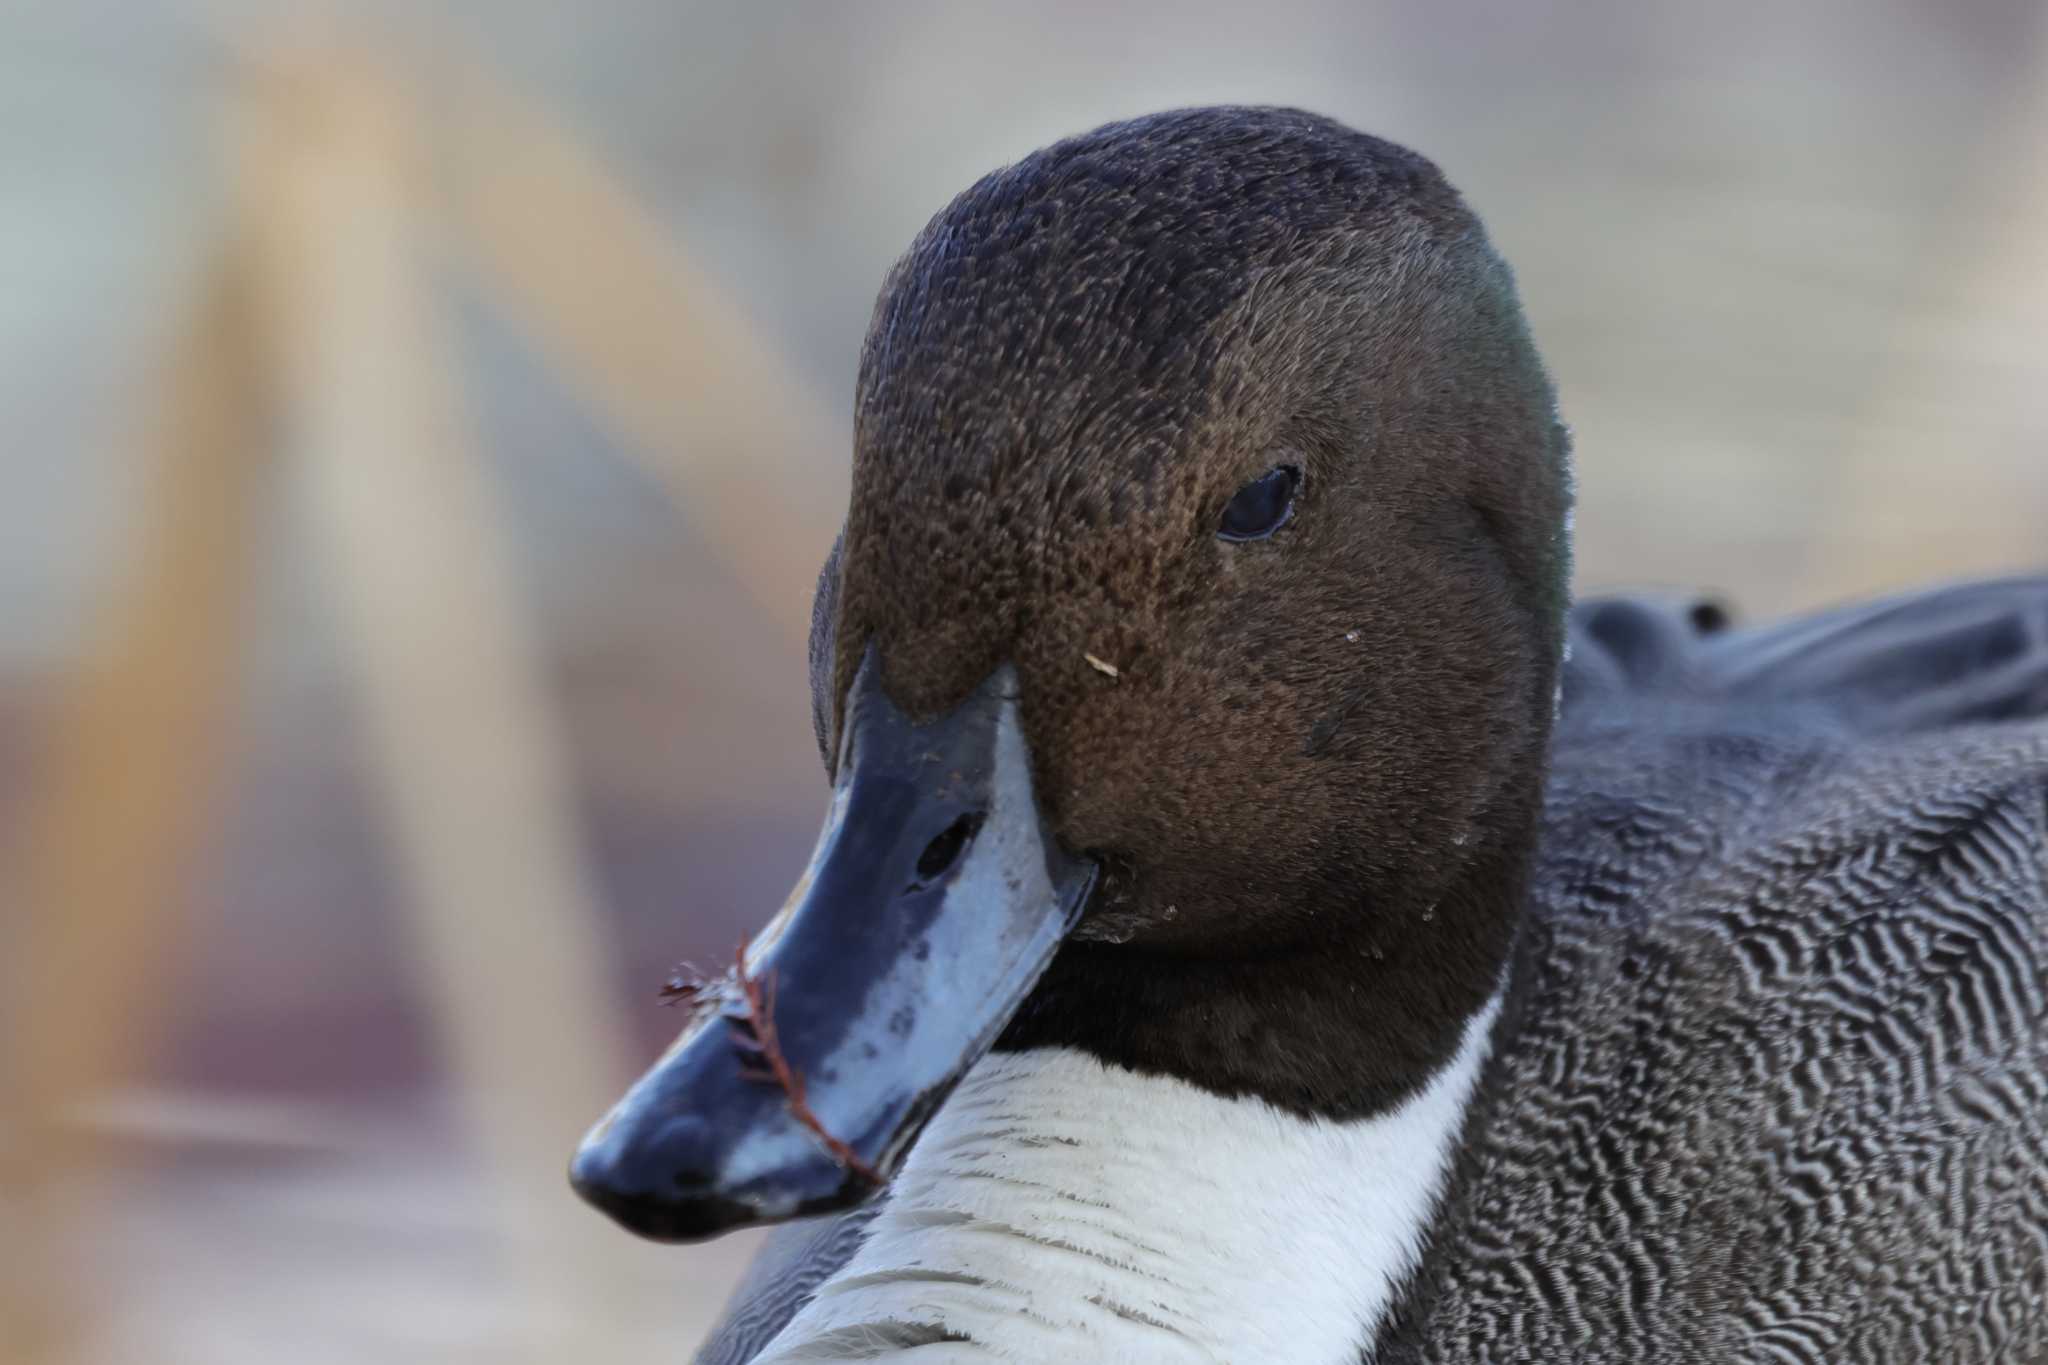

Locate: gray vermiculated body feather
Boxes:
[1386,581,2048,1362]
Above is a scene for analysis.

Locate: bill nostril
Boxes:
[914,812,985,885]
[1688,598,1732,636]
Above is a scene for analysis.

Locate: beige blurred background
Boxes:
[2,2,2044,1362]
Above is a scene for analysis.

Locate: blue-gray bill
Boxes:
[569,648,1097,1242]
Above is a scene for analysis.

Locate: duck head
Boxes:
[572,107,1572,1242]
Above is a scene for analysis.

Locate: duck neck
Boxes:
[754,988,1508,1365]
[746,825,1532,1364]
[997,826,1530,1121]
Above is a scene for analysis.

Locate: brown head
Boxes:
[576,107,1572,1242]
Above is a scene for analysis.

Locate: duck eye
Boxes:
[1217,465,1300,542]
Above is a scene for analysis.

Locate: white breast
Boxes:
[753,990,1504,1364]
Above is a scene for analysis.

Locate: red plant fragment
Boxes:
[726,942,882,1186]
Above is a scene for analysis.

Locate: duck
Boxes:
[567,106,2048,1363]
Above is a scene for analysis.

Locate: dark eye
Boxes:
[1217,465,1301,542]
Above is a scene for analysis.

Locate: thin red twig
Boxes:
[727,942,881,1185]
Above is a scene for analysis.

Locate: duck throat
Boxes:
[749,986,1505,1364]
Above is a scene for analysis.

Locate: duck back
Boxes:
[1384,576,2048,1362]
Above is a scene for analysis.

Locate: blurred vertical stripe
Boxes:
[246,54,642,1360]
[5,240,266,1361]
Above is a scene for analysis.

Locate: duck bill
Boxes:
[570,648,1095,1242]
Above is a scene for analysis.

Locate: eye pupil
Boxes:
[1217,465,1300,542]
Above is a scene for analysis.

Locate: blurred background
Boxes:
[2,1,2044,1361]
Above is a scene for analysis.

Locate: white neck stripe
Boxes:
[755,988,1505,1364]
